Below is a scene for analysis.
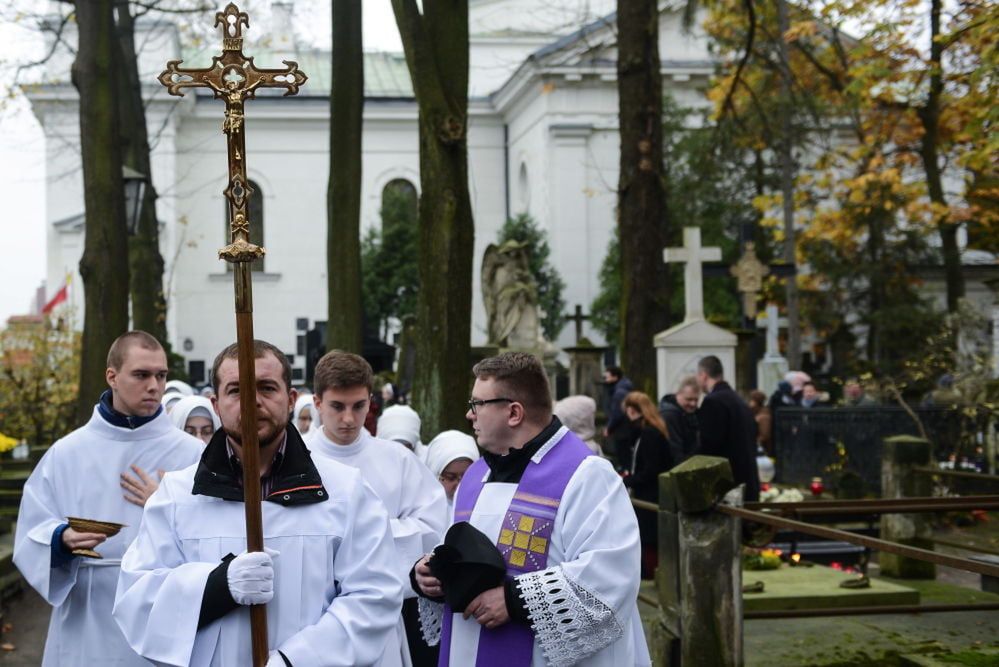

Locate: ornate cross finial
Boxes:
[157,2,308,264]
[729,241,770,319]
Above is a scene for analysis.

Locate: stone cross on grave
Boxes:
[565,304,591,344]
[758,303,788,360]
[663,227,722,323]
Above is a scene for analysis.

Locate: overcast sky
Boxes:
[0,0,403,324]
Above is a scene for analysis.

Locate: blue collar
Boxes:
[97,390,162,430]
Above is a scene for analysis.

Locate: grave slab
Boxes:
[742,564,920,612]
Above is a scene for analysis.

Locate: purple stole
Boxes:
[439,427,593,667]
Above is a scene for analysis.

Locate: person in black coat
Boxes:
[620,390,675,579]
[693,355,760,502]
[602,366,636,469]
[658,375,701,464]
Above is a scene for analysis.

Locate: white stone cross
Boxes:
[663,227,722,322]
[758,303,789,360]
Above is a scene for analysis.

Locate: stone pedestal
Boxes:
[880,436,936,579]
[565,343,605,401]
[654,319,737,401]
[656,456,742,667]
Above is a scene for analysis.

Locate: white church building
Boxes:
[28,0,997,384]
[31,0,715,384]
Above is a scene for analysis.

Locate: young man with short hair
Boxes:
[114,340,404,666]
[308,350,446,667]
[414,352,650,666]
[14,331,205,666]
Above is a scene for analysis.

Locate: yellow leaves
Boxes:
[784,21,818,43]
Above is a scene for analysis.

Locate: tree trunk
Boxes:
[392,0,474,440]
[115,1,168,344]
[918,0,964,312]
[327,0,364,353]
[776,0,802,369]
[616,0,669,396]
[73,0,129,424]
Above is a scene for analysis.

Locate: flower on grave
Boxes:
[759,485,805,503]
[742,547,783,571]
[0,432,18,453]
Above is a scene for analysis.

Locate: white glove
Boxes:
[266,651,287,666]
[227,548,279,606]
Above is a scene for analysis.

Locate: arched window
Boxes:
[380,179,418,234]
[225,179,264,271]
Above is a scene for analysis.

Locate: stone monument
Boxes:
[481,240,558,397]
[756,303,789,396]
[654,227,737,399]
[563,304,604,400]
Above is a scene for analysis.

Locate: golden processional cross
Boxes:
[158,5,307,665]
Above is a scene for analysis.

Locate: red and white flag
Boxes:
[42,276,70,315]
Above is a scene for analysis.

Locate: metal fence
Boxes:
[772,406,983,495]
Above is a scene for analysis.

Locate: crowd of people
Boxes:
[15,331,650,667]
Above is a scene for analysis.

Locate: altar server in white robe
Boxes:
[308,351,447,667]
[14,331,205,666]
[114,340,404,667]
[412,352,651,667]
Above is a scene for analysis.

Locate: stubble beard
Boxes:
[223,418,285,450]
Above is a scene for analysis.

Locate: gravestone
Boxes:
[756,303,789,396]
[564,305,604,400]
[654,228,737,400]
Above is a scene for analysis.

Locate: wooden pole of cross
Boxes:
[157,5,307,664]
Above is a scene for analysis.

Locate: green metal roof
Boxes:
[179,46,413,98]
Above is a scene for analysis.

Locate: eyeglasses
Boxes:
[467,397,514,415]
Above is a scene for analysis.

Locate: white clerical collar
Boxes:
[314,426,367,458]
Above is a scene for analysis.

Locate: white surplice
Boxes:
[113,454,404,667]
[309,428,447,666]
[422,437,652,667]
[14,407,205,666]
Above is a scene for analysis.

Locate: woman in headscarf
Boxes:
[553,395,603,455]
[425,430,480,508]
[168,395,220,445]
[292,393,320,437]
[378,404,427,461]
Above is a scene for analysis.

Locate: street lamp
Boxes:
[122,166,148,235]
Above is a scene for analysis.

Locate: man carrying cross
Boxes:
[114,340,404,666]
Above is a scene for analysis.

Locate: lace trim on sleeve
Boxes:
[418,597,444,646]
[517,566,624,666]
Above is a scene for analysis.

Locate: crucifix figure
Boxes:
[158,5,307,664]
[565,304,591,344]
[663,227,722,323]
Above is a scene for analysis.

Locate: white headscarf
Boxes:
[553,395,602,455]
[161,393,185,413]
[425,430,480,480]
[378,405,421,447]
[293,394,320,436]
[164,380,195,397]
[169,395,221,432]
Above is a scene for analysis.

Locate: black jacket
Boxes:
[623,422,674,546]
[695,381,760,502]
[605,376,634,434]
[659,395,700,464]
